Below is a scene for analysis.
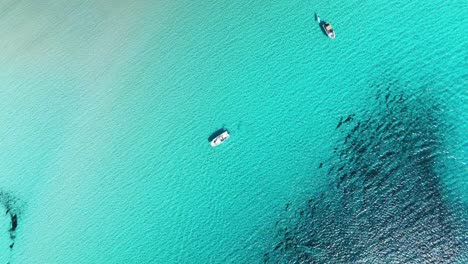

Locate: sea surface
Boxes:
[0,0,466,263]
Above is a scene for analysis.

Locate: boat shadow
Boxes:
[208,128,227,142]
[318,21,328,37]
[314,13,329,37]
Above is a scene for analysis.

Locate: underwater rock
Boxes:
[0,191,23,262]
[336,117,343,129]
[10,214,17,232]
[264,88,464,263]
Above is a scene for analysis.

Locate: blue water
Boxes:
[0,0,466,263]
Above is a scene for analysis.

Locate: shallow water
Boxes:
[0,0,466,263]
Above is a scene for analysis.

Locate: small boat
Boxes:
[210,131,230,147]
[322,22,336,39]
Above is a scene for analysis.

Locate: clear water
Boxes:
[0,0,466,263]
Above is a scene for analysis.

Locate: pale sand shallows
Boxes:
[0,1,182,263]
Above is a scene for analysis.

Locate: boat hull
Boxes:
[210,131,230,147]
[322,23,336,39]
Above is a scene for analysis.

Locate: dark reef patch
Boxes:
[264,87,466,263]
[0,191,23,257]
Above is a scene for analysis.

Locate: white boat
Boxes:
[210,131,230,147]
[322,22,336,39]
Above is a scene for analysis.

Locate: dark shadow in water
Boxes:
[208,128,227,142]
[313,13,328,37]
[318,21,328,37]
[263,86,466,263]
[0,191,23,264]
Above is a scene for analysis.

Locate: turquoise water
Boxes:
[0,0,466,263]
